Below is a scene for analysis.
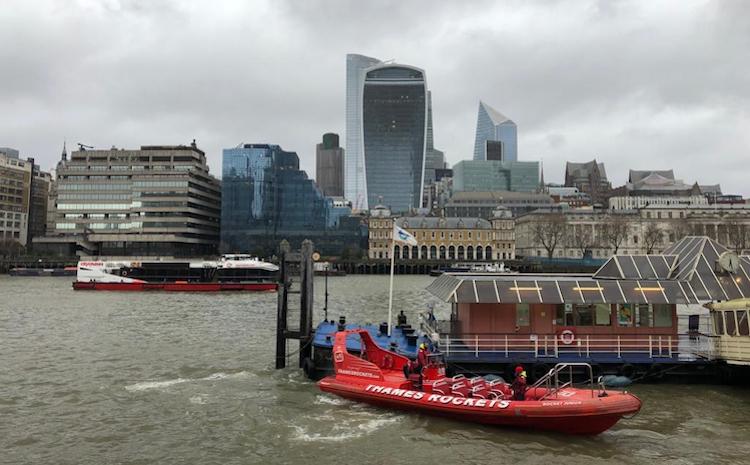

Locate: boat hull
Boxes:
[318,378,640,435]
[72,281,277,292]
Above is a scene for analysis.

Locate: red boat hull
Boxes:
[72,281,277,292]
[319,378,640,435]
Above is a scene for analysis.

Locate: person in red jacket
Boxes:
[512,365,527,401]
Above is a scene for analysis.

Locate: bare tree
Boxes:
[669,220,692,244]
[725,217,749,254]
[601,214,630,254]
[531,213,568,258]
[0,239,24,258]
[642,222,663,254]
[569,224,595,257]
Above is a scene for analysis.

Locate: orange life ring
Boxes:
[560,330,575,345]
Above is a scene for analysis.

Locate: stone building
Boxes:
[515,203,750,259]
[368,205,515,261]
[564,160,611,205]
[0,149,32,246]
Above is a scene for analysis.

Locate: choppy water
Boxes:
[2,275,750,465]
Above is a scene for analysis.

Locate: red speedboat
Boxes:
[318,329,641,435]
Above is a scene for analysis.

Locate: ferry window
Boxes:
[653,304,672,327]
[725,311,737,336]
[714,311,725,335]
[555,304,571,325]
[617,304,635,327]
[634,304,652,327]
[738,311,749,336]
[573,304,594,326]
[595,304,612,326]
[516,304,530,326]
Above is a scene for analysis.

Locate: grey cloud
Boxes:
[0,0,748,195]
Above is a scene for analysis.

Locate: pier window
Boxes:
[714,311,725,335]
[738,311,749,336]
[617,304,636,327]
[516,303,530,327]
[725,311,737,336]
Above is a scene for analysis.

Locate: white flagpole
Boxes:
[387,228,396,337]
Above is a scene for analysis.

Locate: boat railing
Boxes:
[530,363,598,399]
[431,332,720,361]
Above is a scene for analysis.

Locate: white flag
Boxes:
[393,224,418,246]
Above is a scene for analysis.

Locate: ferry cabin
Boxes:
[425,236,750,379]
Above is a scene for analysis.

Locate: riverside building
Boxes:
[36,142,221,256]
[368,205,515,261]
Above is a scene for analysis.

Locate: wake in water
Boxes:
[124,371,253,392]
[290,416,401,443]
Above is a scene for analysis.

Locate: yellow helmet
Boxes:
[419,343,427,350]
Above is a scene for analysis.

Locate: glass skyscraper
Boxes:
[361,64,427,213]
[221,144,360,256]
[473,101,518,162]
[345,54,430,212]
[453,160,539,193]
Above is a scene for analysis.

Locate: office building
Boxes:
[423,91,446,185]
[222,144,361,256]
[315,133,344,197]
[444,190,553,218]
[345,53,428,212]
[473,101,517,161]
[36,142,221,256]
[452,160,539,193]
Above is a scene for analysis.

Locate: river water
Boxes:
[2,275,749,465]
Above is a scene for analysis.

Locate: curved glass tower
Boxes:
[362,65,427,212]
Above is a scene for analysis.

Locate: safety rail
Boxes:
[431,333,720,360]
[530,363,599,399]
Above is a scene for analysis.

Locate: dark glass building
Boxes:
[362,65,427,213]
[221,144,363,256]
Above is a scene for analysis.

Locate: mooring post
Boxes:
[275,240,291,369]
[298,239,314,368]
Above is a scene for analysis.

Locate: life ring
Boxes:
[382,354,393,369]
[122,270,128,277]
[560,330,575,345]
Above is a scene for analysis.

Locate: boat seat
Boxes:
[489,379,511,398]
[431,379,450,395]
[471,385,497,400]
[451,380,472,398]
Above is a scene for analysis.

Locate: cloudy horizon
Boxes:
[2,0,748,194]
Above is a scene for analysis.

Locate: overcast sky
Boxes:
[1,0,748,193]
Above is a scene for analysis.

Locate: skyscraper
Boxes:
[315,133,344,197]
[346,54,429,212]
[362,64,427,212]
[473,101,517,161]
[345,54,382,209]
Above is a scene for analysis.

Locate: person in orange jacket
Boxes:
[512,365,527,400]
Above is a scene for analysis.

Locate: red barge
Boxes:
[73,254,278,292]
[319,329,641,435]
